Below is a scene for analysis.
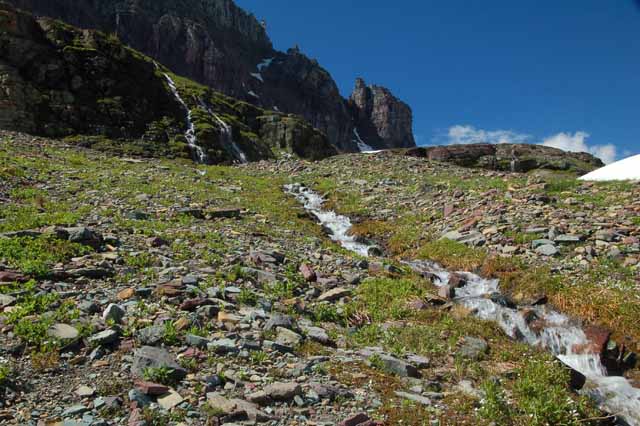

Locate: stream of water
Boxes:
[284,184,375,257]
[162,74,207,164]
[198,100,248,164]
[286,183,640,426]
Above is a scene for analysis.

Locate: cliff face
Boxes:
[10,0,272,99]
[0,1,336,163]
[9,0,417,152]
[255,48,355,152]
[349,78,415,150]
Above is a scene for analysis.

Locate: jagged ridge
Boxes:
[0,1,337,163]
[8,0,417,152]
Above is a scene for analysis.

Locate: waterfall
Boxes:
[353,128,375,152]
[197,100,248,164]
[162,73,207,164]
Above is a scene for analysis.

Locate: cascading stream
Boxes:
[284,184,376,257]
[286,184,640,426]
[162,73,207,164]
[198,100,248,164]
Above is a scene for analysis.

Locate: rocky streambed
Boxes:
[286,183,640,426]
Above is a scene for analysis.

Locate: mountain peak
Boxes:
[350,77,416,150]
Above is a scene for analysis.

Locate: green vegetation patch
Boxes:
[0,236,91,277]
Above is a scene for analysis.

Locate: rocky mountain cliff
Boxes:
[404,143,604,174]
[0,1,336,163]
[350,78,416,150]
[8,0,417,152]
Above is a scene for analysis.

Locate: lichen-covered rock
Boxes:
[258,114,337,161]
[404,143,604,173]
[0,2,182,139]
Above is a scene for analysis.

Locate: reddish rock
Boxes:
[117,288,136,301]
[182,347,207,360]
[134,380,169,396]
[359,421,383,426]
[584,325,611,355]
[438,285,455,300]
[156,284,183,297]
[179,298,212,311]
[407,299,429,310]
[443,204,455,218]
[448,273,467,289]
[0,271,28,283]
[299,263,317,282]
[459,218,480,232]
[521,309,539,325]
[340,413,372,426]
[127,407,143,426]
[146,236,167,247]
[117,339,135,353]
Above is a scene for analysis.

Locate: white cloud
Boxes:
[447,125,531,145]
[541,131,617,164]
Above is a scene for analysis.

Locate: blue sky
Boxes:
[236,0,640,162]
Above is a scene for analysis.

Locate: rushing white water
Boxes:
[353,128,375,152]
[198,101,248,164]
[404,260,640,425]
[285,184,640,425]
[163,74,207,163]
[284,184,376,257]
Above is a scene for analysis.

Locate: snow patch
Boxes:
[248,90,260,99]
[257,57,274,72]
[579,154,640,181]
[250,73,264,83]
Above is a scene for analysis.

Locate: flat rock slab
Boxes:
[87,329,119,346]
[317,287,351,302]
[134,380,169,396]
[536,244,559,256]
[131,346,187,380]
[0,271,28,283]
[208,208,241,219]
[264,313,295,331]
[458,337,489,360]
[263,382,302,401]
[0,294,17,307]
[359,348,420,378]
[157,389,184,410]
[74,385,95,397]
[47,323,79,340]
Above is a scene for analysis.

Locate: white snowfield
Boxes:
[579,154,640,181]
